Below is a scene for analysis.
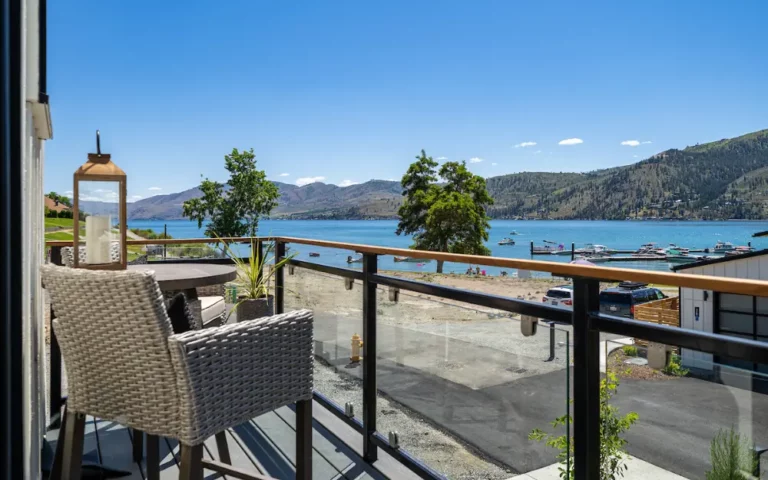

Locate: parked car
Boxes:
[598,282,666,318]
[542,285,573,307]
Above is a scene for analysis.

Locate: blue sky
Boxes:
[46,0,767,201]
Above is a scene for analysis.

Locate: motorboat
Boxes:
[346,254,363,264]
[394,256,432,262]
[509,231,520,235]
[713,241,735,253]
[309,252,320,257]
[498,238,515,246]
[575,243,609,255]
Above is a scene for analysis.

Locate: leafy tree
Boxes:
[183,148,279,238]
[396,150,493,273]
[47,191,73,208]
[529,372,639,480]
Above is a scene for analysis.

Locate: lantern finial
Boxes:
[96,130,101,156]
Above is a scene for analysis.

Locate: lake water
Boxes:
[127,219,768,276]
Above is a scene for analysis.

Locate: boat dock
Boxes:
[528,241,711,258]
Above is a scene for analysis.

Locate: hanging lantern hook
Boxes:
[96,130,101,156]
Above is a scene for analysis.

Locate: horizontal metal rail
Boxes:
[312,391,364,433]
[372,273,573,323]
[46,235,768,296]
[288,259,364,281]
[591,312,768,364]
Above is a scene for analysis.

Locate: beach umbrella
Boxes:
[570,258,596,266]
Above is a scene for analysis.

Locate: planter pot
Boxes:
[236,295,274,322]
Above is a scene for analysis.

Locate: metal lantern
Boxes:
[72,131,127,269]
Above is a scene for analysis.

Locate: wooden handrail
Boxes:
[46,235,768,296]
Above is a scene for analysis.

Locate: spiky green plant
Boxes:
[705,427,758,480]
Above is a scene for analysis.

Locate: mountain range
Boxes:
[82,129,768,221]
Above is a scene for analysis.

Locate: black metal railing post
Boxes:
[49,245,63,427]
[362,253,378,462]
[275,240,285,315]
[572,278,601,480]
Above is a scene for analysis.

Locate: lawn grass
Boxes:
[45,231,74,241]
[45,217,74,228]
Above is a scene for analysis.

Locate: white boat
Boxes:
[713,241,735,253]
[498,238,515,246]
[346,254,363,264]
[576,243,609,255]
[509,231,520,235]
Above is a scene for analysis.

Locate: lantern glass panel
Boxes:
[78,180,121,265]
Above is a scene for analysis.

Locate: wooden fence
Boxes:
[633,296,680,347]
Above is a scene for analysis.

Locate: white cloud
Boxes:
[279,173,290,177]
[633,155,639,158]
[148,186,162,191]
[296,176,326,187]
[621,140,640,147]
[514,141,537,148]
[469,157,484,163]
[131,195,143,199]
[436,156,448,160]
[558,138,583,146]
[533,150,542,154]
[339,180,358,187]
[491,162,498,166]
[642,141,652,144]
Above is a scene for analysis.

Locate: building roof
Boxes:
[671,248,768,271]
[44,196,71,213]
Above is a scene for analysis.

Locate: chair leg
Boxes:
[296,399,312,480]
[60,410,86,480]
[178,444,203,480]
[215,431,231,464]
[146,434,160,480]
[132,429,144,462]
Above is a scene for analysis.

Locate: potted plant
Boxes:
[221,238,295,321]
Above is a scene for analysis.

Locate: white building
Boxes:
[3,0,53,477]
[673,250,768,376]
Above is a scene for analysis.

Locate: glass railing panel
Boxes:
[283,264,365,422]
[374,282,571,478]
[605,339,768,479]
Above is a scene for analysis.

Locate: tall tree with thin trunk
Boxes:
[396,150,493,273]
[182,148,279,239]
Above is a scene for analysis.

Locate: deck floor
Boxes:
[45,400,418,480]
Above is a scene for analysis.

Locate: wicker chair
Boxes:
[42,264,313,480]
[61,243,148,266]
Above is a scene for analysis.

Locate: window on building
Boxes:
[716,293,768,374]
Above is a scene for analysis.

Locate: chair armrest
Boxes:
[168,309,313,445]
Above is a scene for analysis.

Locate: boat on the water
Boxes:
[665,249,697,263]
[575,243,610,255]
[509,231,520,235]
[347,254,363,264]
[309,252,320,257]
[713,241,735,253]
[498,238,515,246]
[394,256,432,263]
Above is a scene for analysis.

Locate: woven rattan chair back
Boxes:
[42,264,182,438]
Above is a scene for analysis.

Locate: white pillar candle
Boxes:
[85,215,111,264]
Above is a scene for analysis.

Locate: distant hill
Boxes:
[80,129,768,221]
[486,129,768,219]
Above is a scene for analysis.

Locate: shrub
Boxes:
[621,345,638,357]
[530,372,639,479]
[705,427,757,479]
[662,354,689,377]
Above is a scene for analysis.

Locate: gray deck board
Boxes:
[46,404,395,480]
[251,410,340,479]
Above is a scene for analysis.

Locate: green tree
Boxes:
[530,373,639,480]
[182,148,279,238]
[396,150,493,273]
